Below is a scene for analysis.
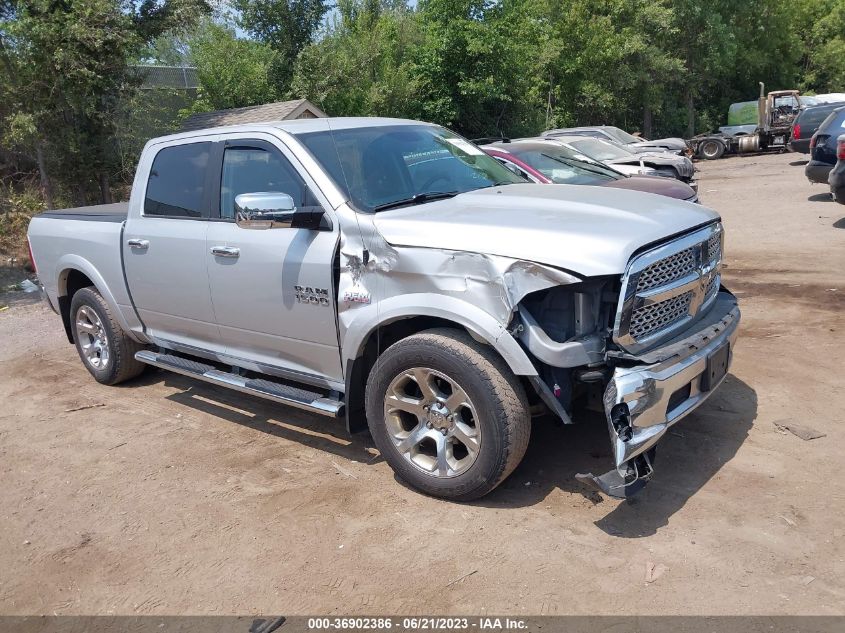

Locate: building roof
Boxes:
[136,65,199,90]
[180,99,328,132]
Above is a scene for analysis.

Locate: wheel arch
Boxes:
[341,296,538,434]
[54,255,141,345]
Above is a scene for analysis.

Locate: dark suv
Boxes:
[806,105,845,183]
[790,103,844,153]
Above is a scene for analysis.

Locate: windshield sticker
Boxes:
[548,169,576,180]
[445,138,484,156]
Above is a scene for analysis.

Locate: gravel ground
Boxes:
[0,151,843,616]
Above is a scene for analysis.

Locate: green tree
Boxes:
[408,0,538,136]
[186,22,280,112]
[0,0,210,206]
[233,0,330,87]
[518,0,682,136]
[797,0,845,92]
[291,0,421,118]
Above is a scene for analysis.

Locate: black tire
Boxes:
[365,328,530,501]
[699,139,725,160]
[70,286,146,385]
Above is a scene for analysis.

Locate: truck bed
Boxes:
[28,202,139,338]
[39,202,128,222]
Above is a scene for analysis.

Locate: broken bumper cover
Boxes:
[577,291,740,498]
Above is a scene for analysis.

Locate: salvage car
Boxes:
[829,135,845,204]
[543,126,688,155]
[28,118,739,500]
[806,105,845,184]
[789,103,844,154]
[481,140,698,201]
[539,134,697,186]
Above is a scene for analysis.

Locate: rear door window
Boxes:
[144,142,211,218]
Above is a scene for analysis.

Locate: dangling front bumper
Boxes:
[577,291,741,498]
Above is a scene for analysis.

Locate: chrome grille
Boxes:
[636,246,697,292]
[614,223,723,353]
[705,272,720,298]
[629,291,694,339]
[707,233,721,262]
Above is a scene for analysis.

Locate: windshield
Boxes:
[605,127,643,144]
[509,147,619,184]
[567,138,634,161]
[295,124,524,212]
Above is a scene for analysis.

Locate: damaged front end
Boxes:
[515,222,741,498]
[576,291,740,497]
[343,202,739,499]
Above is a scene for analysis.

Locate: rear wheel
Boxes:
[365,328,531,501]
[70,287,146,385]
[699,139,726,160]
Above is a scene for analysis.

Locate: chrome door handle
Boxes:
[210,246,240,258]
[127,239,149,249]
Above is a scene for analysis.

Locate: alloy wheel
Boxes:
[383,367,481,478]
[75,305,110,370]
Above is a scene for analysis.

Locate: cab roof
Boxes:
[149,117,437,146]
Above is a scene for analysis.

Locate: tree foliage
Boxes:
[232,0,330,84]
[0,0,210,206]
[186,22,280,112]
[285,0,845,139]
[2,0,845,216]
[291,1,422,119]
[796,0,845,91]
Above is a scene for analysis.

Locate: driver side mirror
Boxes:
[234,192,326,230]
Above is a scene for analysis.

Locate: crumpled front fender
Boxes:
[341,293,537,377]
[336,210,582,377]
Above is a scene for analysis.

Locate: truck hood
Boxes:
[372,183,719,277]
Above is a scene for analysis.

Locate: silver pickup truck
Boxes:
[27,117,740,500]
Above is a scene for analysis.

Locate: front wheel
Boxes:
[365,328,531,501]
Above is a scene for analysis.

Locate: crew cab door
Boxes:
[205,136,342,384]
[123,139,223,350]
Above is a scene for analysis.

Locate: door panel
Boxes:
[207,222,341,380]
[206,138,342,383]
[123,140,222,350]
[124,218,219,347]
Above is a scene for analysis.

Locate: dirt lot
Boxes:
[1,152,844,616]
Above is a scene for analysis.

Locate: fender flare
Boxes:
[54,254,145,343]
[341,293,538,377]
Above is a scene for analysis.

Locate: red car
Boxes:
[482,140,699,202]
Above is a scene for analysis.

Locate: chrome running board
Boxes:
[135,350,343,417]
